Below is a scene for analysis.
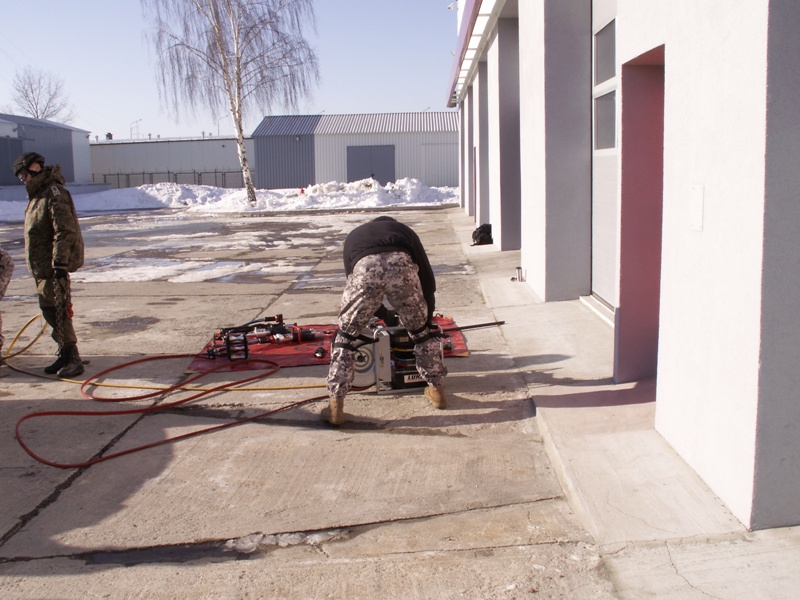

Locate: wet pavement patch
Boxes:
[88,316,160,332]
[81,542,232,566]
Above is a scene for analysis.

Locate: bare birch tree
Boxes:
[9,67,76,124]
[140,0,319,205]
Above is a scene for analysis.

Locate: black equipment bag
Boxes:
[471,223,492,246]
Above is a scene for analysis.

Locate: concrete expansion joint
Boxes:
[1,412,151,550]
[384,427,468,438]
[155,405,249,420]
[0,467,87,549]
[600,530,748,556]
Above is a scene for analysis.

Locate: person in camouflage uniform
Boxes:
[325,216,447,425]
[13,152,85,378]
[0,247,13,367]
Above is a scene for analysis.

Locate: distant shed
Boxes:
[251,112,458,189]
[0,113,91,186]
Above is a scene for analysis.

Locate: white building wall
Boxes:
[452,0,797,528]
[91,138,254,178]
[519,0,591,301]
[474,61,491,227]
[71,130,92,183]
[619,1,770,526]
[593,0,616,30]
[312,132,458,187]
[519,1,547,294]
[460,87,475,216]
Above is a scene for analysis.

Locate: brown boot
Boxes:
[424,384,447,409]
[323,397,345,426]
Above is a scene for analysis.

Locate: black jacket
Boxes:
[342,216,436,319]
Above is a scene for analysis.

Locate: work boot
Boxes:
[44,347,68,375]
[323,397,345,426]
[424,384,447,409]
[56,345,84,379]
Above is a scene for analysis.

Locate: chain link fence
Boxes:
[96,170,251,189]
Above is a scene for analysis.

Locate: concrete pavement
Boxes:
[0,206,799,598]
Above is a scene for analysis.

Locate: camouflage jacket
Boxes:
[24,165,84,279]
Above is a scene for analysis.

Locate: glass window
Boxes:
[595,20,616,85]
[595,91,616,150]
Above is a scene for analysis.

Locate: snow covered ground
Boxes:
[0,178,460,285]
[0,177,458,223]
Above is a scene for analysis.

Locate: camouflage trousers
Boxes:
[0,249,13,354]
[327,251,447,400]
[35,276,78,348]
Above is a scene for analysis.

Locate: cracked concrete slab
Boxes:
[0,208,614,598]
[1,405,561,558]
[8,206,798,597]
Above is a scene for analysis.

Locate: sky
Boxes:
[0,1,459,141]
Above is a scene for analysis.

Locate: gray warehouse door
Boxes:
[347,145,395,185]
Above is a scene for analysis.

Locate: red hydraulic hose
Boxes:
[15,354,327,469]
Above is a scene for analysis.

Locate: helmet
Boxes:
[12,152,45,177]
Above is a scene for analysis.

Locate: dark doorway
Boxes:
[614,47,665,383]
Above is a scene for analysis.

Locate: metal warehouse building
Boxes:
[251,112,458,190]
[0,113,92,187]
[90,136,255,189]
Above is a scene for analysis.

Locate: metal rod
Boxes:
[441,320,505,333]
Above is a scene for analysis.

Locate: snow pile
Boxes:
[0,177,459,222]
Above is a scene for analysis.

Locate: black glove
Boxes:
[53,268,69,280]
[374,305,400,327]
[383,309,400,327]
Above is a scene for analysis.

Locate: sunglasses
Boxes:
[17,167,39,182]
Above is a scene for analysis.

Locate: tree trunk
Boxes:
[231,109,257,206]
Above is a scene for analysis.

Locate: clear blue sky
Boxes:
[0,0,458,140]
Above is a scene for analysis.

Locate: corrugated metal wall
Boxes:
[92,138,252,173]
[421,141,459,186]
[18,124,75,182]
[0,137,24,187]
[71,130,92,182]
[313,132,458,186]
[252,113,459,188]
[253,135,315,189]
[0,115,95,185]
[91,138,255,188]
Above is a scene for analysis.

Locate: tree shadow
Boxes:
[0,354,261,572]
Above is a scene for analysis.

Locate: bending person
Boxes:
[326,216,447,425]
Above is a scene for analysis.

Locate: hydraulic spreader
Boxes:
[207,314,326,361]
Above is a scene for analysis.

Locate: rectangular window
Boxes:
[594,20,616,85]
[594,91,616,150]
